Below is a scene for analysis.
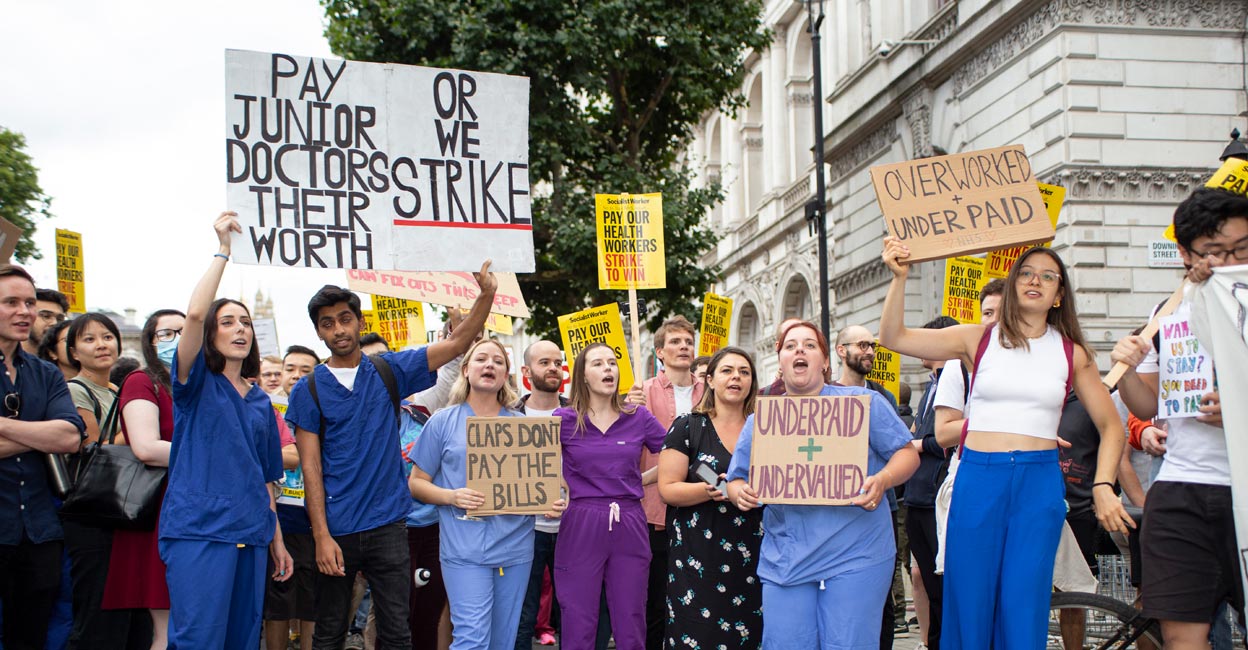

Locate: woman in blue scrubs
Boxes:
[159,211,292,649]
[725,321,919,649]
[410,338,565,650]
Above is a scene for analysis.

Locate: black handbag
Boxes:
[59,381,167,530]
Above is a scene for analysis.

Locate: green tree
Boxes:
[0,128,51,262]
[323,0,769,336]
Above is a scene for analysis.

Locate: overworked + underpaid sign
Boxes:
[749,395,871,505]
[466,416,561,516]
[226,49,533,272]
[870,145,1053,263]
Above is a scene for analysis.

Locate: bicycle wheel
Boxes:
[1049,591,1164,649]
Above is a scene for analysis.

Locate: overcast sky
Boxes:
[0,0,386,353]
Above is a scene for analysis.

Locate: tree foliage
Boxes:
[322,0,769,336]
[0,128,51,262]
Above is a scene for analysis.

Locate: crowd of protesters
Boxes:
[0,186,1244,650]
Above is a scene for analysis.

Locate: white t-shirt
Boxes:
[525,401,561,533]
[933,359,967,413]
[327,366,359,391]
[673,383,695,417]
[1138,299,1230,486]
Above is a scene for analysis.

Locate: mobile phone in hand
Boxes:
[694,463,727,494]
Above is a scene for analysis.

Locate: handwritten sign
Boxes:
[55,229,85,313]
[748,395,871,505]
[985,182,1066,278]
[870,145,1053,263]
[943,256,987,324]
[867,344,901,404]
[465,416,561,516]
[226,49,533,272]
[1206,157,1248,196]
[557,303,634,393]
[698,293,733,357]
[373,296,426,349]
[253,318,280,358]
[595,193,665,290]
[347,269,529,318]
[1158,315,1215,419]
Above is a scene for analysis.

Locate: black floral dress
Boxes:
[663,413,764,650]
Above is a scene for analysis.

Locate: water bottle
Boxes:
[44,453,73,499]
[414,568,431,588]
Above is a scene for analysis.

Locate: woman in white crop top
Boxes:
[879,239,1133,650]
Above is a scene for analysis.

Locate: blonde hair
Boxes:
[446,339,519,408]
[567,342,636,435]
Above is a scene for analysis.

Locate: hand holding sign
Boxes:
[882,236,913,277]
[214,210,242,255]
[449,487,487,511]
[474,259,499,297]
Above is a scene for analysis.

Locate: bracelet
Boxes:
[1092,481,1115,489]
[214,253,229,261]
[880,467,895,488]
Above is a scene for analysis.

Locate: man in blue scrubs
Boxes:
[288,262,498,650]
[0,265,85,650]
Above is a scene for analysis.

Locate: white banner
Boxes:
[253,318,280,358]
[225,49,533,272]
[1191,264,1248,602]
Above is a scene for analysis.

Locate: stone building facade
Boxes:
[687,0,1248,385]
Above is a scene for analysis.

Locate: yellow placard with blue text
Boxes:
[557,303,634,393]
[595,193,665,290]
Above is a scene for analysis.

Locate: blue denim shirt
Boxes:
[0,347,86,545]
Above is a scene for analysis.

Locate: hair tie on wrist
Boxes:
[214,253,229,261]
[1092,481,1115,489]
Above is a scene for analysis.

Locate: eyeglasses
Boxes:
[154,328,183,342]
[260,371,282,379]
[36,310,66,323]
[1017,269,1061,285]
[4,392,20,419]
[846,341,877,352]
[1194,239,1248,263]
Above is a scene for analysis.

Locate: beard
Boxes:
[848,352,874,376]
[530,373,562,394]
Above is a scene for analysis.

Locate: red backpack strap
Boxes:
[958,324,995,458]
[1062,336,1075,396]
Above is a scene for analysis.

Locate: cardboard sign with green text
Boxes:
[870,145,1054,263]
[465,416,562,516]
[748,395,871,505]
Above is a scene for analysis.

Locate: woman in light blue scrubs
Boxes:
[410,338,565,650]
[159,211,291,649]
[726,321,919,649]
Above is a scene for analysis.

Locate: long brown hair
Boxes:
[567,342,636,435]
[694,346,758,419]
[997,247,1093,359]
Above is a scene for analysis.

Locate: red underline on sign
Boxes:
[392,220,533,231]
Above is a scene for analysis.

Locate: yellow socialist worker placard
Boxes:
[866,344,901,405]
[557,303,634,393]
[698,293,733,357]
[985,182,1065,278]
[943,256,988,324]
[1207,157,1248,195]
[595,193,665,290]
[55,229,85,313]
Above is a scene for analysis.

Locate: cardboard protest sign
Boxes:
[465,416,561,515]
[55,229,85,313]
[748,395,871,505]
[867,344,901,404]
[373,296,426,349]
[253,318,280,358]
[225,49,533,272]
[557,303,634,393]
[0,217,22,262]
[347,269,529,318]
[1157,314,1215,419]
[871,145,1053,263]
[1207,157,1248,196]
[698,293,733,357]
[985,182,1066,278]
[943,256,987,324]
[595,193,665,289]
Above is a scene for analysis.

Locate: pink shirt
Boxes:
[640,371,705,527]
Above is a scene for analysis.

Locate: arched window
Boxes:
[782,276,813,321]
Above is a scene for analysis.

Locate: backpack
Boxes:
[957,324,1075,457]
[305,354,401,435]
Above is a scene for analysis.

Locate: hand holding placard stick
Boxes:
[1104,283,1186,389]
[465,416,562,516]
[870,145,1054,264]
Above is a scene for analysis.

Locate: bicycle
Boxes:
[1047,553,1163,649]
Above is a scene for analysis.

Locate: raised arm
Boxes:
[178,212,240,383]
[426,261,498,370]
[879,237,983,365]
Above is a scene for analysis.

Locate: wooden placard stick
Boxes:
[628,287,643,385]
[1103,282,1187,389]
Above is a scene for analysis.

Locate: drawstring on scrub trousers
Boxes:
[608,502,620,532]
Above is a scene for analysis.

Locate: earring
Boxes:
[1053,298,1061,308]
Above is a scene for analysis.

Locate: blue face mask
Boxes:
[156,336,178,368]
